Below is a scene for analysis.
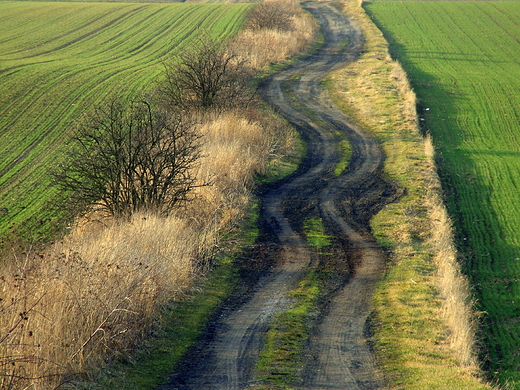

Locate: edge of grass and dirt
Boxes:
[324,1,496,388]
[250,217,333,390]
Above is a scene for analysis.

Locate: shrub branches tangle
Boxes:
[56,99,204,218]
[158,34,255,113]
[0,3,317,388]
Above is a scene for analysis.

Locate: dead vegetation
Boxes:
[0,2,316,389]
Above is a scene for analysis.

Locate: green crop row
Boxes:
[365,1,520,386]
[0,1,251,241]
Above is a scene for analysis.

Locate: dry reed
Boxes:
[229,12,317,71]
[0,2,313,388]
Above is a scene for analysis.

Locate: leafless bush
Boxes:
[0,1,315,387]
[245,0,300,32]
[55,99,203,218]
[158,34,255,113]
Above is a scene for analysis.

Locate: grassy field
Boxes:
[364,1,520,387]
[0,1,251,242]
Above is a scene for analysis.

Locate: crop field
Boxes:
[0,1,250,241]
[364,1,520,386]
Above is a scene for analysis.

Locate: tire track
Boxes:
[161,2,398,389]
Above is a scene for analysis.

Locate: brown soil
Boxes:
[159,2,400,389]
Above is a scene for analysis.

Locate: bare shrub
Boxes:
[56,99,203,218]
[158,34,255,113]
[0,108,300,389]
[0,1,314,387]
[245,0,300,32]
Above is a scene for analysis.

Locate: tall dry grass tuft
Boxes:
[0,2,313,388]
[0,214,212,389]
[229,10,317,71]
[187,109,296,233]
[424,134,479,368]
[390,62,417,126]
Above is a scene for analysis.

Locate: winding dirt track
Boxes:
[160,2,398,389]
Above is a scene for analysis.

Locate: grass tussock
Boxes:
[327,1,493,388]
[0,2,313,388]
[229,11,317,71]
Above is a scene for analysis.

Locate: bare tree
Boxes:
[158,34,255,113]
[55,98,203,217]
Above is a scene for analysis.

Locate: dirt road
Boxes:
[160,2,398,389]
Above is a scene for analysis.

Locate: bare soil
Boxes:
[159,2,400,389]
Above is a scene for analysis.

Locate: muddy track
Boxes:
[160,2,398,389]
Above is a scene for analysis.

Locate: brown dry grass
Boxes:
[0,2,313,389]
[229,11,317,71]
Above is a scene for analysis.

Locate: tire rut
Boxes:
[160,2,399,389]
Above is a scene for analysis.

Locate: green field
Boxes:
[0,1,250,240]
[365,1,520,386]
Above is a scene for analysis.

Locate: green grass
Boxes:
[333,131,351,176]
[254,274,320,390]
[364,1,520,386]
[303,218,331,248]
[0,1,251,242]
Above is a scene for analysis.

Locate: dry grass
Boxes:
[0,2,313,389]
[422,134,479,368]
[0,214,205,389]
[229,10,317,71]
[327,0,492,388]
[0,109,296,389]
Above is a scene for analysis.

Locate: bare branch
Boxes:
[54,98,205,217]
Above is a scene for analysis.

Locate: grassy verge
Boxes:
[89,207,257,390]
[325,1,494,388]
[365,2,520,386]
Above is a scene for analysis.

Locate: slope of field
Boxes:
[0,1,250,241]
[365,1,520,386]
